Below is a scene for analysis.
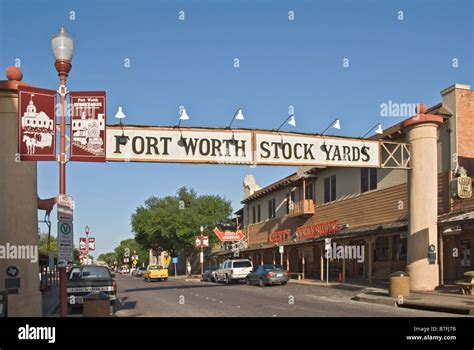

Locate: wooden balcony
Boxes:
[289,199,315,217]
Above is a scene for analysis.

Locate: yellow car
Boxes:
[144,265,168,282]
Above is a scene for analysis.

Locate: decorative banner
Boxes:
[195,235,209,248]
[106,126,381,168]
[70,91,106,162]
[79,237,95,251]
[18,86,56,161]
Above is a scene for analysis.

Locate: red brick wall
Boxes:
[456,89,474,174]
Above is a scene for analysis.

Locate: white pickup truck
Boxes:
[215,259,253,284]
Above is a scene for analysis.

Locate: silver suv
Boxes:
[215,259,253,284]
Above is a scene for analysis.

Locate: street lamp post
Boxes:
[200,226,204,276]
[51,26,74,318]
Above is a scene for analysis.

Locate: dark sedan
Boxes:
[246,264,289,287]
[202,266,218,282]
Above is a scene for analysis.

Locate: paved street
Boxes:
[114,274,457,317]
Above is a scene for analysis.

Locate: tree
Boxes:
[98,252,117,266]
[38,234,58,256]
[131,186,232,263]
[114,238,149,267]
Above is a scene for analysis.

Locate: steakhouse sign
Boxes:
[106,126,380,167]
[269,220,340,244]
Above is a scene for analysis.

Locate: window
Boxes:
[374,237,389,262]
[305,182,314,200]
[233,261,252,268]
[252,206,256,224]
[361,168,377,193]
[246,206,249,225]
[257,204,261,222]
[268,198,276,219]
[324,175,336,203]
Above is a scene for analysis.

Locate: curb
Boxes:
[353,293,474,315]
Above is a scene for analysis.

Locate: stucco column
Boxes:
[0,67,42,316]
[401,104,443,291]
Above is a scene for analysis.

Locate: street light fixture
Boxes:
[114,106,128,145]
[275,114,296,132]
[321,118,341,135]
[51,26,74,318]
[227,108,245,128]
[361,123,383,138]
[177,106,190,127]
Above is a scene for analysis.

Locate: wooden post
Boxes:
[301,248,305,280]
[342,245,346,283]
[272,250,276,265]
[286,248,290,272]
[320,245,324,282]
[368,238,373,286]
[302,178,306,201]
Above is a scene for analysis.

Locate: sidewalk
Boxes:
[289,278,474,315]
[42,285,59,317]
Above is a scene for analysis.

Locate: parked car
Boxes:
[144,265,168,282]
[66,265,117,314]
[133,267,147,277]
[246,264,289,287]
[215,259,253,284]
[202,266,218,282]
[121,266,130,274]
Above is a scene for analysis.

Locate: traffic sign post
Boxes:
[279,245,284,268]
[58,221,73,267]
[172,257,178,277]
[325,238,332,284]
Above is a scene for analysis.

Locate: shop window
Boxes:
[257,204,261,222]
[361,168,377,193]
[268,198,276,219]
[392,235,407,262]
[324,175,336,203]
[374,237,389,262]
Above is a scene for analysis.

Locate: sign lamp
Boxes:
[275,114,296,132]
[114,106,128,145]
[227,108,245,128]
[361,123,383,138]
[321,118,341,135]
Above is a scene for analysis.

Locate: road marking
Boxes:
[236,305,240,308]
[219,301,223,303]
[272,314,277,317]
[205,297,209,300]
[212,299,216,301]
[195,294,199,296]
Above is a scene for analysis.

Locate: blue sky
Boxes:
[1,0,472,257]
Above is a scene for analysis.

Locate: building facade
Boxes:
[211,83,474,289]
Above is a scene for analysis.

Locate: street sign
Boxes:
[58,221,73,267]
[279,246,284,254]
[69,91,107,162]
[57,194,74,222]
[195,235,209,248]
[172,257,178,264]
[18,85,57,161]
[163,255,171,267]
[213,228,245,242]
[325,238,332,251]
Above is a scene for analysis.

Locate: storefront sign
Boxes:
[18,86,56,161]
[106,126,381,167]
[70,91,107,162]
[268,221,339,244]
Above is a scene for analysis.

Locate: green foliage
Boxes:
[131,187,232,256]
[98,252,117,266]
[38,234,58,256]
[114,238,149,266]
